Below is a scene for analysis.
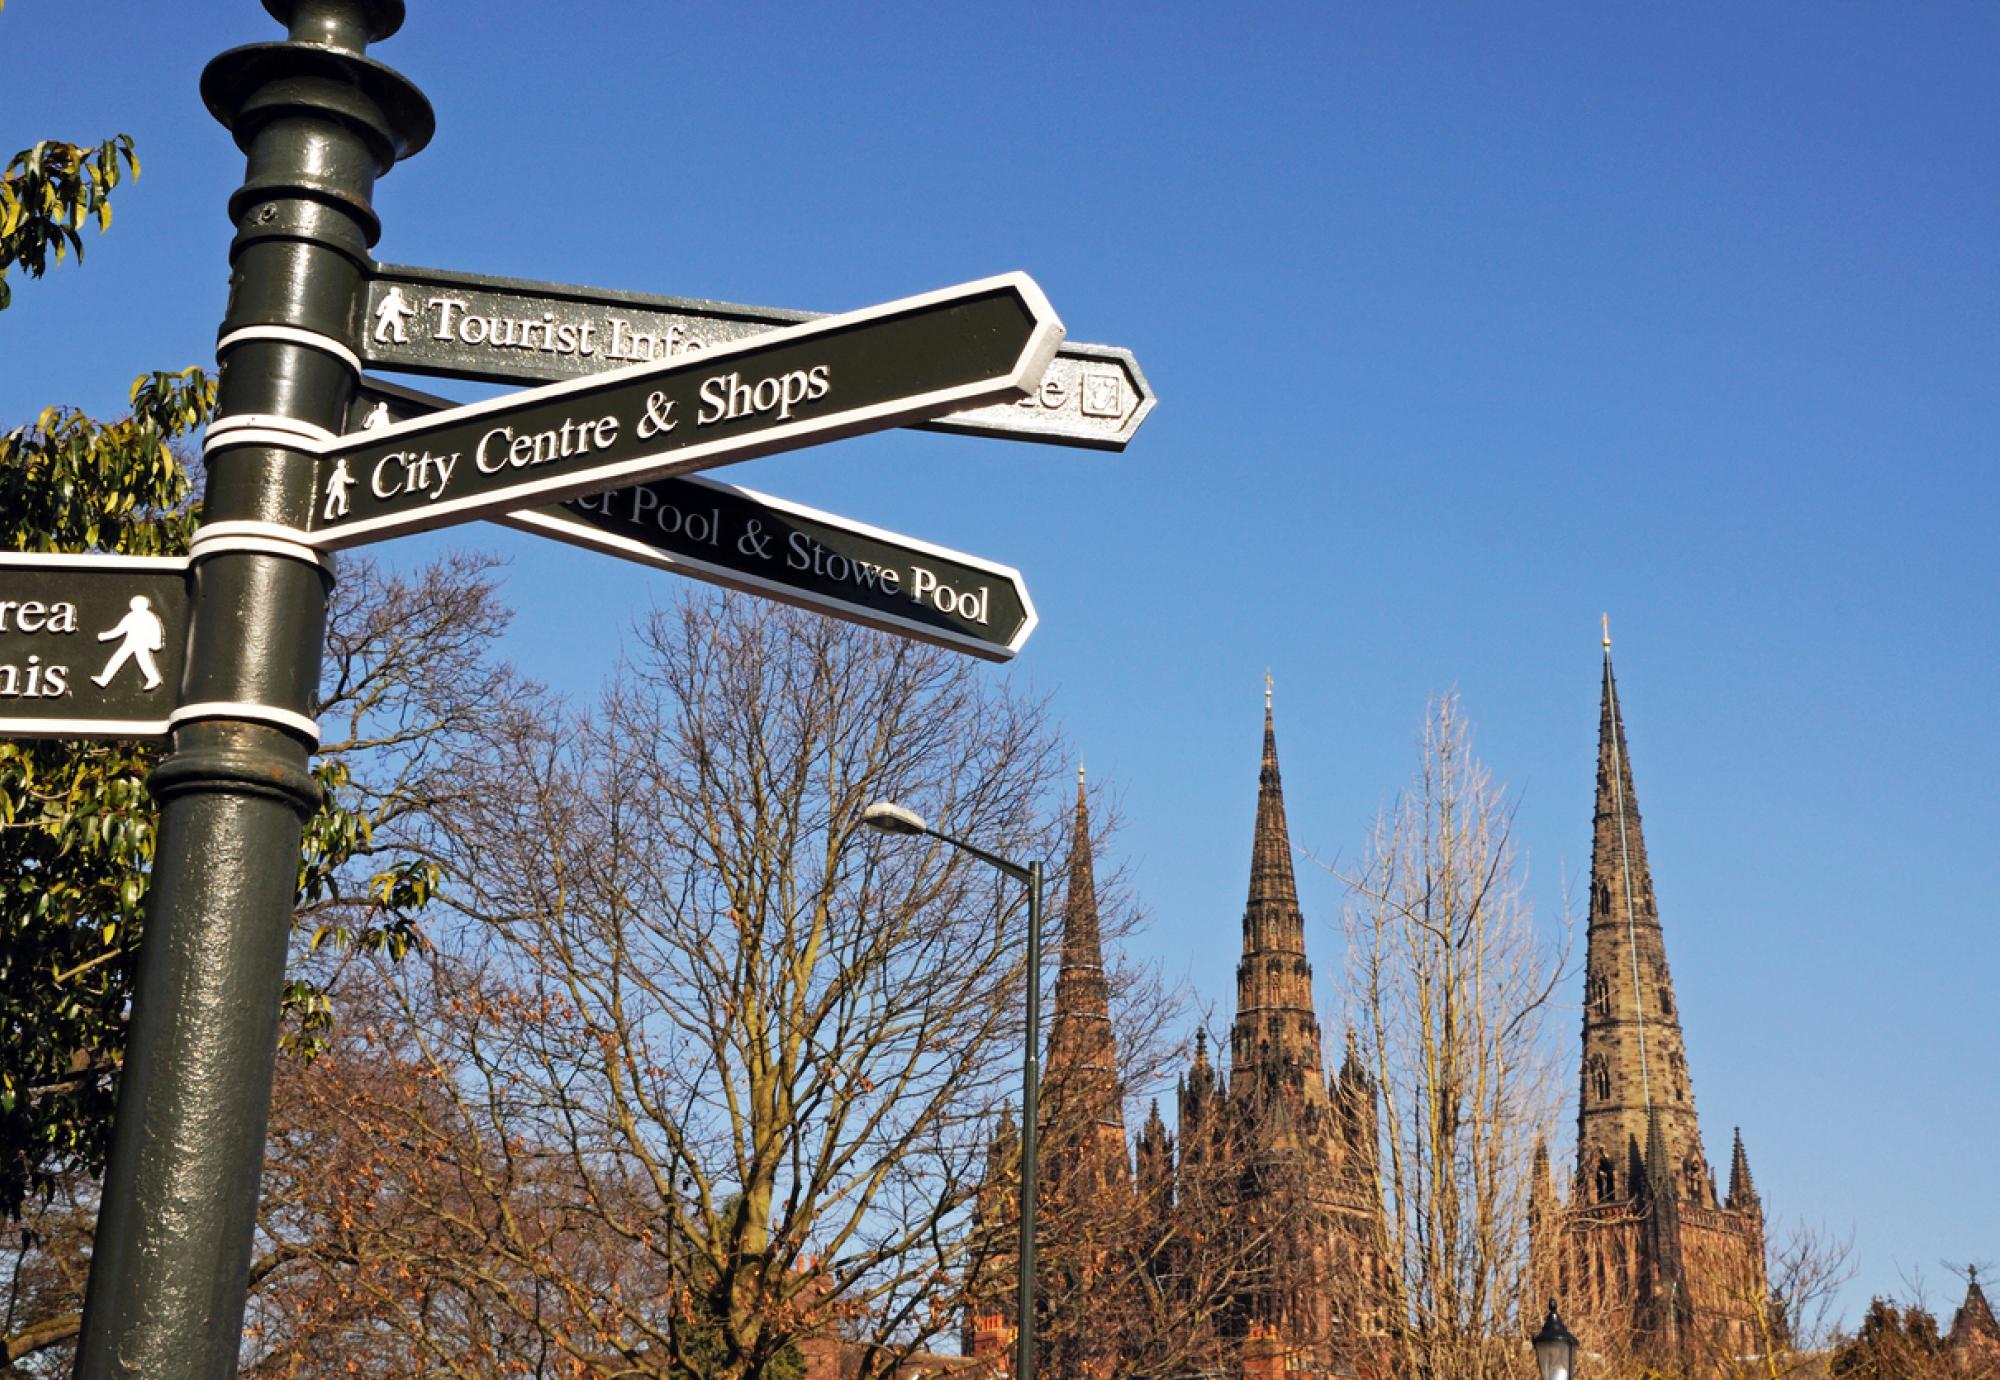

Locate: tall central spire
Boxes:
[1230,685,1329,1116]
[1576,630,1710,1205]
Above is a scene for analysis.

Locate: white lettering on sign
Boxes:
[0,656,68,698]
[785,531,904,595]
[908,568,990,625]
[605,317,706,363]
[0,600,80,634]
[473,415,619,477]
[428,295,600,357]
[369,449,460,502]
[0,599,82,700]
[575,488,725,546]
[696,366,831,426]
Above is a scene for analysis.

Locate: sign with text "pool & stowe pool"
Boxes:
[0,554,190,739]
[309,274,1063,550]
[502,474,1036,661]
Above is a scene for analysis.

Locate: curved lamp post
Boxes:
[1532,1299,1580,1380]
[860,800,1041,1380]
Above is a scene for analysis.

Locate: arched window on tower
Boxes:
[1684,1156,1705,1204]
[1589,1056,1611,1104]
[1595,1152,1617,1202]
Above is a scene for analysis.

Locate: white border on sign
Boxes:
[302,272,1065,551]
[0,554,185,739]
[496,473,1038,663]
[0,553,190,572]
[0,716,171,739]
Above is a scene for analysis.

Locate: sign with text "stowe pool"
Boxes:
[501,475,1035,661]
[308,274,1063,549]
[0,554,190,738]
[358,261,1151,451]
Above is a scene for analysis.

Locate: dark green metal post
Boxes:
[74,4,428,1374]
[1018,858,1041,1380]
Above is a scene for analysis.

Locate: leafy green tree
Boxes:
[0,123,459,1218]
[0,134,136,311]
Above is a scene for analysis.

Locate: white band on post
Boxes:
[168,701,321,746]
[214,325,363,376]
[205,413,337,443]
[187,521,331,572]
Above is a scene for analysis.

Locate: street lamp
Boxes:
[859,800,1042,1380]
[1532,1299,1580,1380]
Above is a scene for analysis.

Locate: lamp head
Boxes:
[859,800,929,836]
[1532,1299,1579,1380]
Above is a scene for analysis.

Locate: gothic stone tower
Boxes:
[1176,688,1387,1379]
[1533,630,1771,1372]
[964,769,1134,1375]
[1043,767,1133,1197]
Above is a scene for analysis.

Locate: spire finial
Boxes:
[1264,670,1272,710]
[1077,759,1086,786]
[1602,612,1612,651]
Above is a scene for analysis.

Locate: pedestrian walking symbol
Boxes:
[372,285,415,344]
[323,457,356,520]
[91,595,167,691]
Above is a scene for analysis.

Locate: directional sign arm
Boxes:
[359,260,1152,450]
[496,480,1036,661]
[309,274,1063,549]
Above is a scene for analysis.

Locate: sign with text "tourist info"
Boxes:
[0,554,190,739]
[501,475,1036,661]
[357,260,1150,451]
[309,274,1063,550]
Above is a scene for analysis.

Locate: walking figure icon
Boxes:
[373,286,415,344]
[323,456,356,521]
[92,596,167,691]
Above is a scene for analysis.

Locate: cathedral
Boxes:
[959,641,1774,1378]
[1528,631,1772,1373]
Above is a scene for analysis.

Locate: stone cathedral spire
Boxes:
[1229,682,1329,1121]
[1576,623,1711,1206]
[1536,625,1771,1374]
[1043,765,1131,1188]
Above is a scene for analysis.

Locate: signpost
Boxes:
[310,273,1063,549]
[0,555,190,738]
[49,4,1137,1375]
[356,259,1154,451]
[502,476,1037,661]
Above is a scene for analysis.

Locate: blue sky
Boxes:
[6,1,1996,1328]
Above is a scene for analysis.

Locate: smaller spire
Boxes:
[1644,1108,1673,1202]
[1726,1127,1760,1211]
[1950,1266,2000,1356]
[1531,1136,1556,1206]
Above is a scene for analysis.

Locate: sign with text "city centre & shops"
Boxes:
[501,475,1036,661]
[357,261,1151,451]
[306,274,1063,550]
[0,554,190,739]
